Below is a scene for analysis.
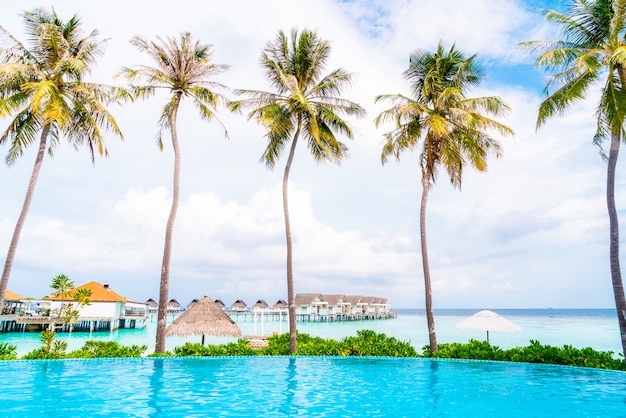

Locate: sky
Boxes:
[0,0,621,309]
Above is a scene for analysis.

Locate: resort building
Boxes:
[294,293,394,321]
[167,299,182,314]
[272,300,288,310]
[252,300,270,311]
[187,298,200,310]
[230,299,248,312]
[1,290,24,315]
[0,281,147,333]
[145,298,158,314]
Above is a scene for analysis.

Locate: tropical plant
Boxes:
[49,274,92,333]
[170,331,416,357]
[23,328,68,359]
[374,42,513,352]
[521,0,626,363]
[0,8,124,310]
[0,342,17,360]
[120,32,229,353]
[69,340,147,358]
[424,339,626,370]
[229,29,365,353]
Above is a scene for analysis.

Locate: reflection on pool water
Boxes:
[0,357,624,417]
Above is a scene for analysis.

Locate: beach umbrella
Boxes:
[454,310,521,343]
[166,296,242,345]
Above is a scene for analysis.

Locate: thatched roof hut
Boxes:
[252,299,269,310]
[166,296,242,345]
[230,299,247,311]
[214,299,226,308]
[272,300,288,309]
[145,298,158,307]
[187,298,200,309]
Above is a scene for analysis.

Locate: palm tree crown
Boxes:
[375,42,512,186]
[375,42,513,352]
[120,32,229,146]
[230,29,365,168]
[0,8,122,163]
[229,28,365,354]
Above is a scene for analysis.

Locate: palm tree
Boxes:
[521,0,626,361]
[120,33,229,353]
[229,29,365,354]
[50,273,75,301]
[374,42,513,352]
[0,9,123,311]
[49,273,91,333]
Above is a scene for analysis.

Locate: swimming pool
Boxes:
[0,357,624,416]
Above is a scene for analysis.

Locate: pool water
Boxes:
[0,357,624,417]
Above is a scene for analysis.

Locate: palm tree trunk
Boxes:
[0,124,51,310]
[606,127,626,361]
[284,123,302,354]
[155,94,182,353]
[420,178,438,352]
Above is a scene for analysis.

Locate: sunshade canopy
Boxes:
[454,310,521,342]
[166,296,242,340]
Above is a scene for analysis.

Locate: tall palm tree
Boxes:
[522,0,626,361]
[229,29,365,353]
[0,9,123,311]
[120,33,229,353]
[374,42,513,352]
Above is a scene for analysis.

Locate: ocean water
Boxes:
[0,309,622,356]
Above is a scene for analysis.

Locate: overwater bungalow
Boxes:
[167,299,182,314]
[344,295,367,314]
[187,298,200,310]
[145,298,158,314]
[230,299,247,312]
[272,300,288,310]
[294,293,327,320]
[322,294,350,316]
[252,300,269,311]
[294,293,395,322]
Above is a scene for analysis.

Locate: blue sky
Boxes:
[0,0,621,309]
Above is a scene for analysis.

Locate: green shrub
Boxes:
[173,339,258,356]
[0,342,17,360]
[339,330,418,357]
[22,329,68,359]
[68,341,147,358]
[424,339,505,361]
[171,330,416,357]
[424,339,626,371]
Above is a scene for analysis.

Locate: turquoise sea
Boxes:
[0,309,621,356]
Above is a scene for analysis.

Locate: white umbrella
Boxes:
[454,310,521,343]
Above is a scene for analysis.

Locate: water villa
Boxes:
[0,282,148,333]
[224,293,396,322]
